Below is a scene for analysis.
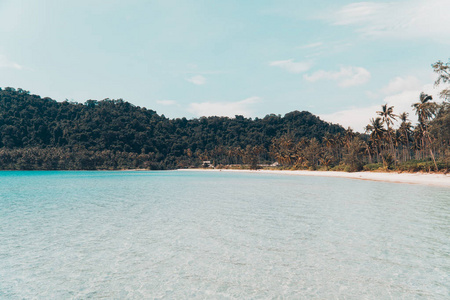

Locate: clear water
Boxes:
[0,171,449,299]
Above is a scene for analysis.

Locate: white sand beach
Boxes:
[178,168,450,188]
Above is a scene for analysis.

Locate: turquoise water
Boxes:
[0,171,449,299]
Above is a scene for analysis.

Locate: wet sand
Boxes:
[178,169,450,188]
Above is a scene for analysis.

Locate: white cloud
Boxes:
[332,2,387,26]
[269,59,312,74]
[380,76,422,95]
[319,105,380,132]
[186,75,206,85]
[365,91,379,100]
[156,100,176,106]
[188,97,260,118]
[319,76,443,131]
[304,66,371,87]
[0,54,22,70]
[301,41,353,59]
[329,0,450,39]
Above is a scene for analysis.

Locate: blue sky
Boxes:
[0,0,449,131]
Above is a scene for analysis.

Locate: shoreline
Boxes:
[1,168,448,187]
[177,168,450,188]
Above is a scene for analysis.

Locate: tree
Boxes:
[365,117,386,160]
[342,137,365,171]
[377,104,397,130]
[412,93,438,170]
[303,138,321,169]
[432,60,450,101]
[376,104,397,155]
[429,102,450,169]
[413,93,437,125]
[398,112,412,161]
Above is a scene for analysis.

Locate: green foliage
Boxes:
[381,153,395,170]
[0,87,344,170]
[342,137,365,171]
[362,163,383,171]
[432,59,450,100]
[0,147,163,170]
[330,164,349,172]
[396,159,447,172]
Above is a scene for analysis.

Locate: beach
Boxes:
[178,168,450,188]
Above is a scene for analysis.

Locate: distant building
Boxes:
[202,161,211,167]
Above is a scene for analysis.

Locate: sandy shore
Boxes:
[177,168,450,188]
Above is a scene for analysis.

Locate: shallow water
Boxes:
[0,171,449,299]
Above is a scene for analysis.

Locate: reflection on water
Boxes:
[0,171,449,298]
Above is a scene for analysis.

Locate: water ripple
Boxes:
[0,171,448,299]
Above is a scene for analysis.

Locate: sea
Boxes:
[0,171,448,299]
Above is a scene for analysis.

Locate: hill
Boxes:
[0,87,344,170]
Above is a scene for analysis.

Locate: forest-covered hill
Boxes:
[0,87,344,169]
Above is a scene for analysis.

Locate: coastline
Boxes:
[177,168,450,188]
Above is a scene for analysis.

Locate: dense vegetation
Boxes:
[262,60,450,172]
[1,60,448,172]
[0,88,343,170]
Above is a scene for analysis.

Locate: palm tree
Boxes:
[271,134,296,166]
[413,125,424,158]
[398,112,412,161]
[303,138,321,169]
[343,127,355,148]
[319,153,333,170]
[362,140,373,164]
[412,92,438,170]
[432,60,450,101]
[365,117,386,161]
[413,93,437,125]
[377,104,397,155]
[294,140,308,168]
[377,104,397,129]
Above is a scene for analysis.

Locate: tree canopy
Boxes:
[0,87,343,169]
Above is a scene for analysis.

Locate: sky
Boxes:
[0,0,449,131]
